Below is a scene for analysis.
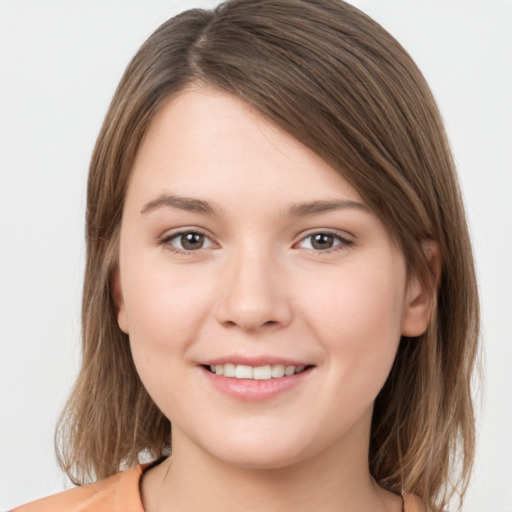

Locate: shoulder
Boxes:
[11,465,145,512]
[403,493,426,512]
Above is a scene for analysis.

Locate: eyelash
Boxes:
[160,229,216,256]
[294,230,354,254]
[160,229,353,255]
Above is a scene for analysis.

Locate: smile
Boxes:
[207,364,308,380]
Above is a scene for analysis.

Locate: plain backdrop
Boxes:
[1,1,511,510]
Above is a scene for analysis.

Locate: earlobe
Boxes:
[112,269,129,334]
[401,240,441,337]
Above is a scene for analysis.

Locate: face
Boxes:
[116,86,430,470]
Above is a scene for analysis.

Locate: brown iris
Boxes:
[310,233,336,250]
[180,232,205,250]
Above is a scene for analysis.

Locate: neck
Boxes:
[142,414,402,512]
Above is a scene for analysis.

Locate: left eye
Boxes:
[297,232,349,251]
[165,231,215,252]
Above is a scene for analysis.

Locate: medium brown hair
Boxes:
[56,1,479,510]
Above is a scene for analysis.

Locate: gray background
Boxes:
[1,0,511,509]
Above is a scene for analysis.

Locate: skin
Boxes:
[116,86,434,512]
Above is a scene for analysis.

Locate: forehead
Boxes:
[127,86,364,209]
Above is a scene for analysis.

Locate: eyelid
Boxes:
[293,229,354,252]
[159,227,219,255]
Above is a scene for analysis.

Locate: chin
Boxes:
[196,428,314,471]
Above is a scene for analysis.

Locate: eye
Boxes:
[296,231,352,252]
[163,230,215,253]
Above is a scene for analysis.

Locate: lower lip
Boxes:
[201,366,313,402]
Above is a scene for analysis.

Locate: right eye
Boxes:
[162,231,215,253]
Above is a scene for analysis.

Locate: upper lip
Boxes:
[200,355,313,367]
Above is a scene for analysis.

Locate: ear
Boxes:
[112,269,129,334]
[401,240,441,337]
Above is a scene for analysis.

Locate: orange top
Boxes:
[13,464,425,512]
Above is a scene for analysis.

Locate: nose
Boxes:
[214,246,293,332]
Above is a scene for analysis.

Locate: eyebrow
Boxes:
[140,194,370,218]
[140,194,219,215]
[284,199,370,218]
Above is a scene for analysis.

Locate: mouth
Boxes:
[200,361,315,401]
[203,363,313,380]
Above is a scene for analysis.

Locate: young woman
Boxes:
[13,1,479,511]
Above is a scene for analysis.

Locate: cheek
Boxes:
[302,262,405,388]
[122,254,211,339]
[121,263,212,419]
[119,251,218,392]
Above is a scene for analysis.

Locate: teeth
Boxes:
[253,365,271,380]
[271,365,285,378]
[209,363,307,380]
[284,365,295,376]
[235,365,253,379]
[223,363,235,377]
